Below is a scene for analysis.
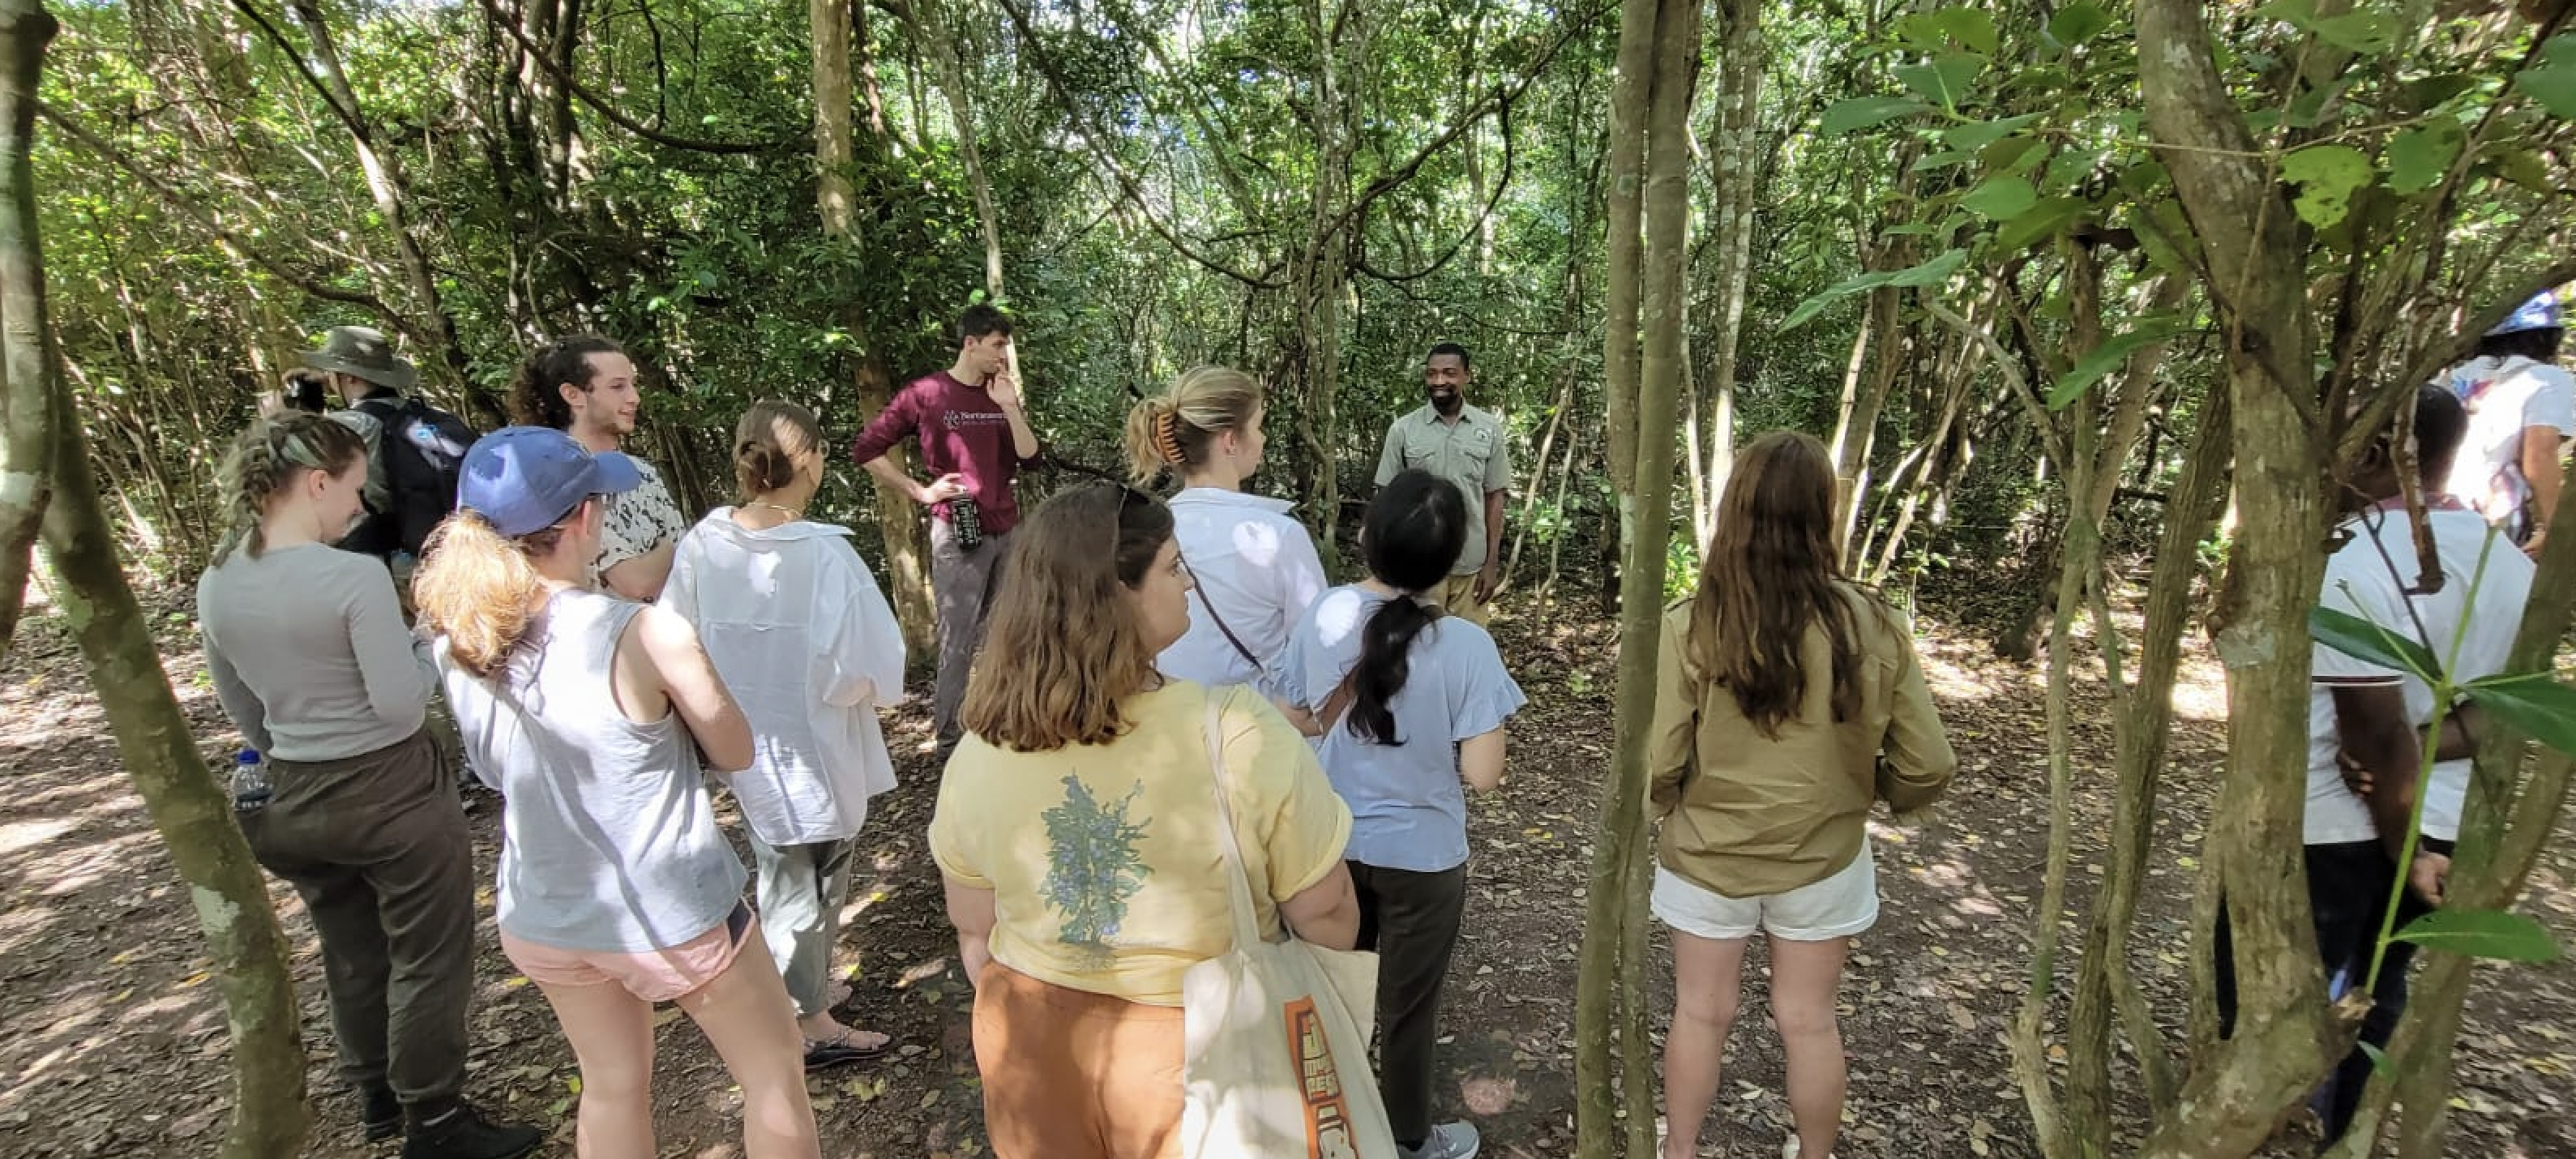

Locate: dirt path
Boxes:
[2,592,2570,1158]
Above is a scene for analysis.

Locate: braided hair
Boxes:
[1122,366,1264,485]
[507,334,626,430]
[209,413,367,567]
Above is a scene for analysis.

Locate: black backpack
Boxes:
[341,395,478,558]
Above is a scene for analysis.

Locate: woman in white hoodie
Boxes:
[1123,365,1329,694]
[665,400,905,1068]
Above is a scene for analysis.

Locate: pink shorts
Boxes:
[501,904,757,1003]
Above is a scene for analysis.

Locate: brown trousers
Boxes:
[971,962,1184,1159]
[242,726,477,1112]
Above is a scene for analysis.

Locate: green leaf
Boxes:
[2394,908,2564,963]
[2048,2,2112,47]
[2309,603,2439,682]
[2310,11,2394,53]
[2462,671,2576,759]
[1895,54,1988,109]
[1943,113,2043,152]
[1778,250,1969,331]
[1911,148,1980,171]
[1960,176,2039,221]
[2514,36,2576,119]
[2488,145,2555,195]
[1992,196,2090,251]
[2280,144,2375,228]
[2383,122,2465,195]
[2048,318,2193,409]
[2253,0,2315,24]
[1911,7,1998,53]
[1821,95,1931,135]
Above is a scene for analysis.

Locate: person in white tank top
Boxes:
[415,421,821,1159]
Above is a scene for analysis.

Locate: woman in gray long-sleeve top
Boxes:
[195,413,540,1159]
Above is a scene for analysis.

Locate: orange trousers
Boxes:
[971,962,1186,1159]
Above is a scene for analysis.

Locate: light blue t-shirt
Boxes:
[1277,585,1526,872]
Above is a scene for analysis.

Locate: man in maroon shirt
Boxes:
[851,304,1042,754]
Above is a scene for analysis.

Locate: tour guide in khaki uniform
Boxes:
[1375,342,1511,625]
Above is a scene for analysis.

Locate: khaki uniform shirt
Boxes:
[1647,590,1956,897]
[1375,403,1512,575]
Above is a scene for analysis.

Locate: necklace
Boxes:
[744,500,806,520]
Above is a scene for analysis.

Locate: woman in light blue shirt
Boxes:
[1277,470,1526,1159]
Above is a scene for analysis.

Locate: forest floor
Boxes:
[2,586,2573,1159]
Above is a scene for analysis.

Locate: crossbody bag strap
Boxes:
[1201,687,1270,950]
[1184,552,1264,670]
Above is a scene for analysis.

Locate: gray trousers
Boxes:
[241,726,477,1113]
[929,520,1013,742]
[749,834,857,1019]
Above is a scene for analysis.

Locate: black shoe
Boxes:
[400,1101,542,1159]
[361,1085,402,1142]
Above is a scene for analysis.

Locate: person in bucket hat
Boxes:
[2438,289,2571,555]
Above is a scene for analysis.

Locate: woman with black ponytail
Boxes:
[1276,469,1526,1159]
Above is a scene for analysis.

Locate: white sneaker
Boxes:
[1781,1139,1834,1159]
[1401,1122,1480,1159]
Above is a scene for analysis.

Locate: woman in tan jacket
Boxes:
[1648,431,1956,1159]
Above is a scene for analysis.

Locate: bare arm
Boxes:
[991,370,1042,460]
[943,875,999,986]
[2520,426,2563,554]
[600,541,676,602]
[1277,861,1360,952]
[628,605,755,773]
[1459,727,1507,792]
[2331,683,2423,861]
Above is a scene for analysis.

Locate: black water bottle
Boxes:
[951,495,984,552]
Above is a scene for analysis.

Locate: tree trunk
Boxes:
[813,0,933,656]
[4,6,308,1148]
[1694,0,1760,543]
[926,0,1004,301]
[1577,0,1697,1152]
[0,0,48,656]
[2137,0,2343,1151]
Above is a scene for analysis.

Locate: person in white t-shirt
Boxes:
[663,400,907,1071]
[2221,384,2536,1146]
[1123,366,1329,695]
[2439,289,2570,556]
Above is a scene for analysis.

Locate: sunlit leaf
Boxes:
[2394,908,2563,963]
[2385,122,2466,195]
[2280,144,2374,228]
[2048,318,2194,410]
[1778,250,1969,331]
[2462,671,2576,760]
[2309,604,2438,682]
[1821,96,1931,136]
[1959,176,2039,221]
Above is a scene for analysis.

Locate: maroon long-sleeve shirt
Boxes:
[849,370,1042,535]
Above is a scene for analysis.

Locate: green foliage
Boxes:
[2280,145,2375,228]
[2394,908,2564,963]
[2309,601,2441,682]
[2517,36,2576,118]
[2460,671,2576,761]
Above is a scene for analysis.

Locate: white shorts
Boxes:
[1650,844,1879,942]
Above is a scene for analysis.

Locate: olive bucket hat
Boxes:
[301,325,419,391]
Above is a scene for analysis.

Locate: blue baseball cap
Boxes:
[458,426,644,537]
[2488,290,2562,336]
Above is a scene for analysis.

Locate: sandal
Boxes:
[802,1028,891,1071]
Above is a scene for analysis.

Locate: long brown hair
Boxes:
[1686,430,1871,739]
[412,510,580,678]
[960,482,1175,750]
[1122,366,1262,484]
[210,413,368,567]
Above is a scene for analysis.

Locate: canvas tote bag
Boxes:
[1179,690,1398,1159]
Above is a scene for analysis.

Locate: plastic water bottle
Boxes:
[229,749,272,814]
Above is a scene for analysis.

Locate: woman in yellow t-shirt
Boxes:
[928,481,1362,1159]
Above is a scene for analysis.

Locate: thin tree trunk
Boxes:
[1579,0,1697,1151]
[0,0,47,656]
[813,0,933,656]
[6,6,306,1148]
[1696,0,1760,539]
[926,0,1003,300]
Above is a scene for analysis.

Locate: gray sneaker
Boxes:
[1401,1122,1480,1159]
